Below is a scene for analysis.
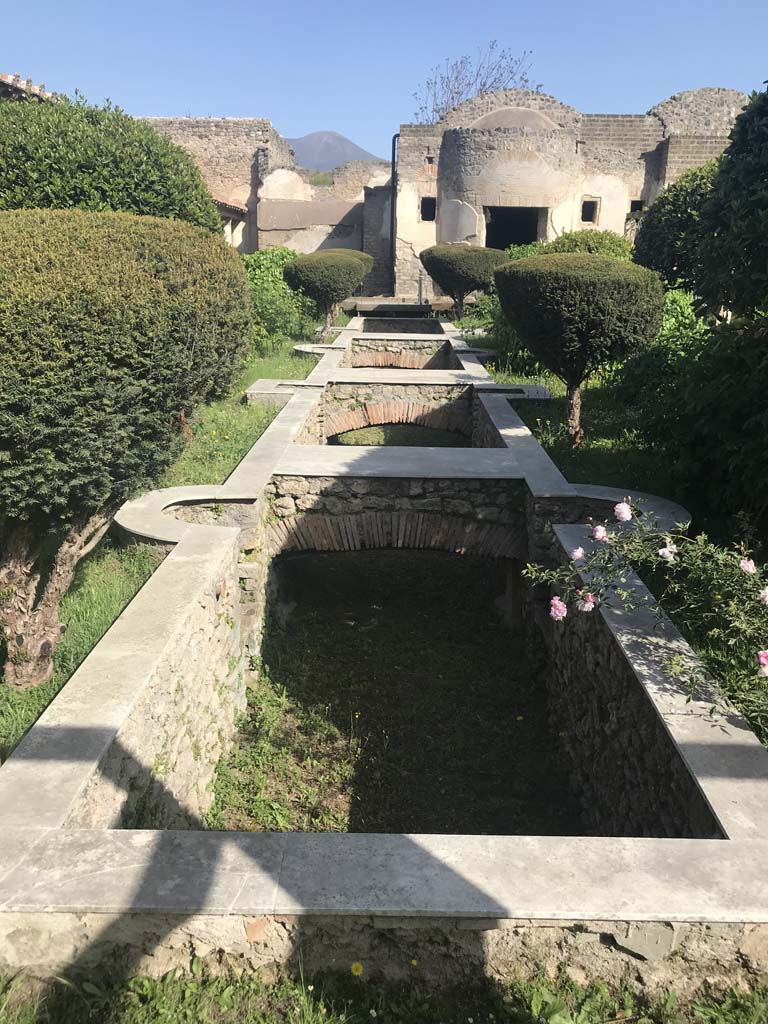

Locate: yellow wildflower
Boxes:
[351,961,364,976]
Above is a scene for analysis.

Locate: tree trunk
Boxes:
[1,507,117,690]
[453,292,465,320]
[319,305,337,340]
[566,384,584,447]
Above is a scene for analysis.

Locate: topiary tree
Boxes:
[419,244,508,317]
[283,252,367,336]
[0,97,220,231]
[319,248,374,274]
[0,208,252,690]
[633,161,718,292]
[494,254,664,444]
[542,229,633,260]
[698,86,768,314]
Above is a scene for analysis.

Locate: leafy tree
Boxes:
[242,248,316,352]
[283,252,367,336]
[633,161,718,292]
[495,254,663,444]
[0,209,251,689]
[698,85,768,313]
[413,40,540,124]
[543,229,633,260]
[0,96,220,231]
[420,244,507,317]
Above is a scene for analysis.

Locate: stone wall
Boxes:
[524,582,722,840]
[362,184,392,294]
[295,382,473,443]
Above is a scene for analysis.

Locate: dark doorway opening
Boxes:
[484,206,545,248]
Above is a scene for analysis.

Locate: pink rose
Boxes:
[570,546,585,561]
[549,596,568,622]
[576,592,596,612]
[740,558,757,575]
[758,651,768,678]
[614,501,633,523]
[592,525,608,542]
[658,539,678,563]
[759,588,768,606]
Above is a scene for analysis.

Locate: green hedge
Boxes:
[0,208,251,531]
[543,229,632,260]
[242,247,316,351]
[283,252,367,329]
[419,244,507,317]
[319,248,374,274]
[495,254,663,441]
[0,98,220,231]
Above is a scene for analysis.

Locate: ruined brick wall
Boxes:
[144,117,293,205]
[362,185,392,295]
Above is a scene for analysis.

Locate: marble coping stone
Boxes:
[2,830,768,920]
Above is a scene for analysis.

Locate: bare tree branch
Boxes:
[413,40,542,125]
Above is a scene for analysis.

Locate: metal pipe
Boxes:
[389,132,399,297]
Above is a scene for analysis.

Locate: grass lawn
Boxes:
[490,365,679,502]
[0,542,165,762]
[208,550,582,835]
[0,336,318,762]
[330,424,470,447]
[1,967,765,1024]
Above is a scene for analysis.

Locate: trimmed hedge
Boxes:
[419,244,507,317]
[633,161,718,292]
[0,98,220,231]
[319,248,374,274]
[283,252,367,331]
[0,208,251,531]
[495,254,663,442]
[543,229,633,260]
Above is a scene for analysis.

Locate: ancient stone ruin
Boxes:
[147,86,747,296]
[1,314,767,989]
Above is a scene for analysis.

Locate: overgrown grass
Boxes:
[0,542,165,762]
[331,424,470,447]
[491,364,679,500]
[1,967,766,1023]
[208,550,582,834]
[160,338,318,487]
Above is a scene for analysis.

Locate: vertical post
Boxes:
[389,133,400,297]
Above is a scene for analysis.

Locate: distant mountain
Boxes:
[286,131,385,172]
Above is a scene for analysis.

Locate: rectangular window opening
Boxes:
[420,196,436,221]
[581,199,599,223]
[630,199,645,213]
[483,206,547,248]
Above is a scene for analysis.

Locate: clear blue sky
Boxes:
[4,0,766,157]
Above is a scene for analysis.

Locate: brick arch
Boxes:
[324,401,471,441]
[264,511,524,560]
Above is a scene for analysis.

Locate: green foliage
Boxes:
[673,313,768,535]
[0,208,251,534]
[634,161,718,291]
[308,170,334,186]
[494,254,663,390]
[699,85,768,313]
[526,502,768,747]
[613,289,709,439]
[0,966,766,1024]
[241,247,315,352]
[543,229,633,260]
[419,243,508,316]
[283,251,367,315]
[505,240,546,261]
[0,97,220,231]
[319,248,374,273]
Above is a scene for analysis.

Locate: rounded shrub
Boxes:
[0,208,251,688]
[494,254,663,443]
[419,244,508,317]
[319,248,374,274]
[0,97,220,231]
[542,229,633,260]
[633,161,718,292]
[283,251,367,335]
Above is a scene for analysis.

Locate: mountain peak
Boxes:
[286,131,385,172]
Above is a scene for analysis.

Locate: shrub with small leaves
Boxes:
[242,248,316,352]
[283,252,367,335]
[419,244,508,317]
[543,229,633,261]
